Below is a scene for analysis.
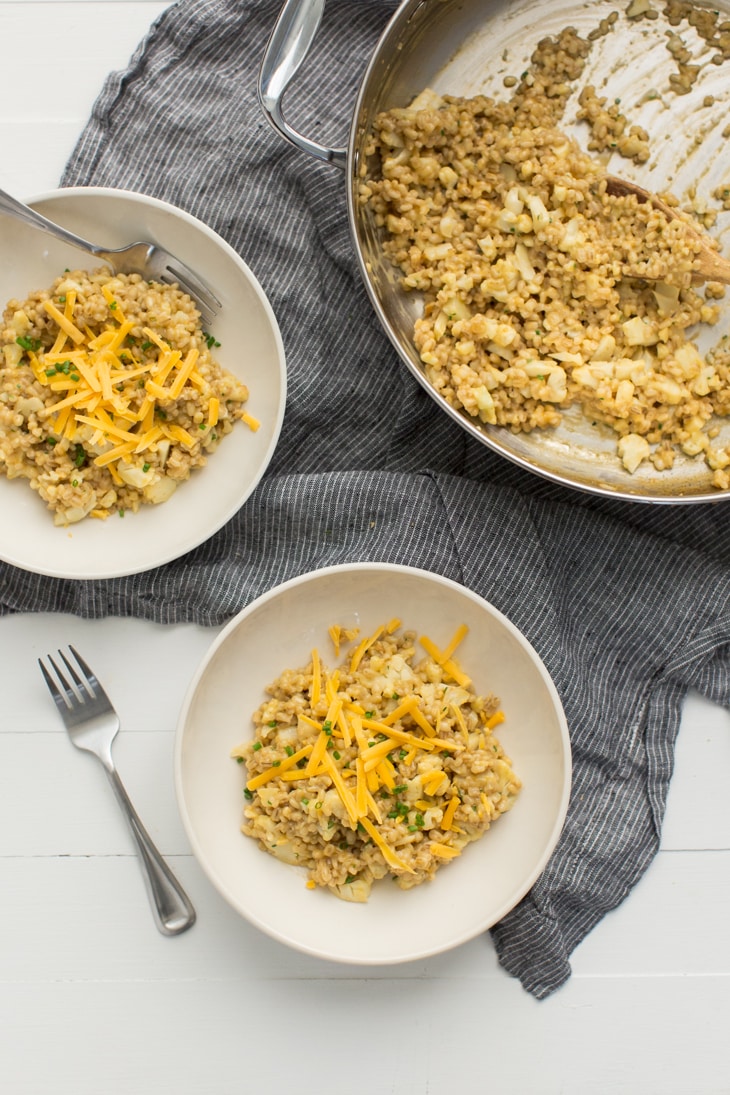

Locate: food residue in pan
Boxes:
[359,1,730,486]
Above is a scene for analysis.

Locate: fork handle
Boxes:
[104,767,196,936]
[0,187,104,260]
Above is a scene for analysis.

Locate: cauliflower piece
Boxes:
[333,878,371,903]
[473,385,497,423]
[622,316,658,347]
[618,433,651,473]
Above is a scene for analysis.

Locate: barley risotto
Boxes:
[233,620,521,903]
[359,16,730,487]
[0,269,256,525]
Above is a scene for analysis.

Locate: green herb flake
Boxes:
[243,788,253,800]
[16,335,42,352]
[252,741,262,751]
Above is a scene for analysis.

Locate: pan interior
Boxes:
[350,0,730,502]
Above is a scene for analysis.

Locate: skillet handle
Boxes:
[258,0,348,170]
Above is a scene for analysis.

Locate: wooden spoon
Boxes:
[605,175,730,284]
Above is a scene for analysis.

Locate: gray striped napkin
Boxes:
[2,0,729,998]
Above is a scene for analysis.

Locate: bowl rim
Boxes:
[0,185,287,579]
[174,561,573,964]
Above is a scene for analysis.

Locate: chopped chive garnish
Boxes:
[252,742,262,751]
[16,335,41,352]
[285,746,294,757]
[243,788,253,800]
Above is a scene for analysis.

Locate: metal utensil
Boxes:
[605,175,730,284]
[0,186,221,328]
[38,646,196,936]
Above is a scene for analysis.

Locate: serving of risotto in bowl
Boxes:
[174,563,571,964]
[0,187,285,578]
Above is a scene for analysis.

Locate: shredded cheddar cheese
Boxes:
[1,269,255,526]
[236,620,521,903]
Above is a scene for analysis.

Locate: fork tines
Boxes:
[38,645,99,709]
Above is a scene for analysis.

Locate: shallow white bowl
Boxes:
[175,563,572,964]
[0,187,286,578]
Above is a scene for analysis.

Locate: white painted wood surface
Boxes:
[1,2,729,1092]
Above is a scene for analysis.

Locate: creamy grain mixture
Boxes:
[359,14,730,486]
[0,269,254,524]
[233,621,521,902]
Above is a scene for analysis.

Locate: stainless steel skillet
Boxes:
[259,0,730,504]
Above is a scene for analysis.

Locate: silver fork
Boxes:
[0,187,221,330]
[39,646,196,937]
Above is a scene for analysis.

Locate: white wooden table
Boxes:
[1,3,729,1092]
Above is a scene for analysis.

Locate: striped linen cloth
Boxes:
[2,0,730,997]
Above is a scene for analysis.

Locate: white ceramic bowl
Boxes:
[0,187,286,578]
[175,563,571,964]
